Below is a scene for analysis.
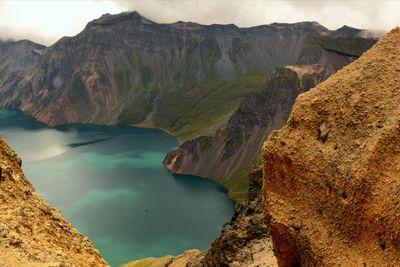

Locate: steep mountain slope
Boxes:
[0,136,107,266]
[164,64,334,201]
[0,12,377,203]
[0,12,374,141]
[192,167,276,267]
[163,26,376,201]
[0,39,45,72]
[263,28,400,266]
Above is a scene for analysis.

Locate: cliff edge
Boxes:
[262,27,400,266]
[0,136,107,266]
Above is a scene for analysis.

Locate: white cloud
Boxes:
[0,0,123,45]
[0,0,398,46]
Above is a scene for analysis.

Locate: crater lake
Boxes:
[0,108,234,266]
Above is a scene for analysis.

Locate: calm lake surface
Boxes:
[0,109,234,266]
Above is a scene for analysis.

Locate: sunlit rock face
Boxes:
[262,28,400,266]
[0,136,107,266]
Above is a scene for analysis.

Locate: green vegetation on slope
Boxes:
[224,153,262,203]
[117,89,155,125]
[313,36,376,57]
[153,73,268,141]
[224,167,251,203]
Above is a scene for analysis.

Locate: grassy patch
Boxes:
[224,155,262,203]
[200,136,216,153]
[117,89,154,125]
[223,166,252,203]
[153,73,267,141]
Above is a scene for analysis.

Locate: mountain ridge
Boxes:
[0,11,377,201]
[163,63,354,201]
[0,11,377,130]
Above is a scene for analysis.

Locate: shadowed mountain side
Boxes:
[159,22,376,201]
[0,12,375,143]
[164,65,331,201]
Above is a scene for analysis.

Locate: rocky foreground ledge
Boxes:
[263,27,400,266]
[0,136,107,266]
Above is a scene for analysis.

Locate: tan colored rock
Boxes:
[119,255,174,267]
[0,136,107,266]
[120,249,201,267]
[262,28,400,266]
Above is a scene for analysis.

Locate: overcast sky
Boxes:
[0,0,398,46]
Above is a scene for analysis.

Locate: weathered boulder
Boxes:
[262,28,400,266]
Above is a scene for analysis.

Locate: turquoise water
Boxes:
[0,109,234,266]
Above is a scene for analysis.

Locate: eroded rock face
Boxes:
[262,28,400,266]
[0,40,45,72]
[0,136,107,267]
[193,167,277,267]
[164,66,329,198]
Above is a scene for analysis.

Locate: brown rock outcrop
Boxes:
[190,167,277,267]
[0,136,107,266]
[262,27,400,266]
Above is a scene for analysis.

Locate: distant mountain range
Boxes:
[0,11,378,200]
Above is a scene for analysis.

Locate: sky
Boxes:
[0,0,398,46]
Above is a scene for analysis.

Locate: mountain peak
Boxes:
[168,21,207,30]
[89,11,154,27]
[271,21,329,33]
[330,25,362,38]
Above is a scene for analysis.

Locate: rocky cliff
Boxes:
[161,24,377,201]
[191,167,276,267]
[0,12,377,201]
[0,136,107,266]
[0,39,45,73]
[0,12,375,141]
[164,64,333,200]
[262,27,400,266]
